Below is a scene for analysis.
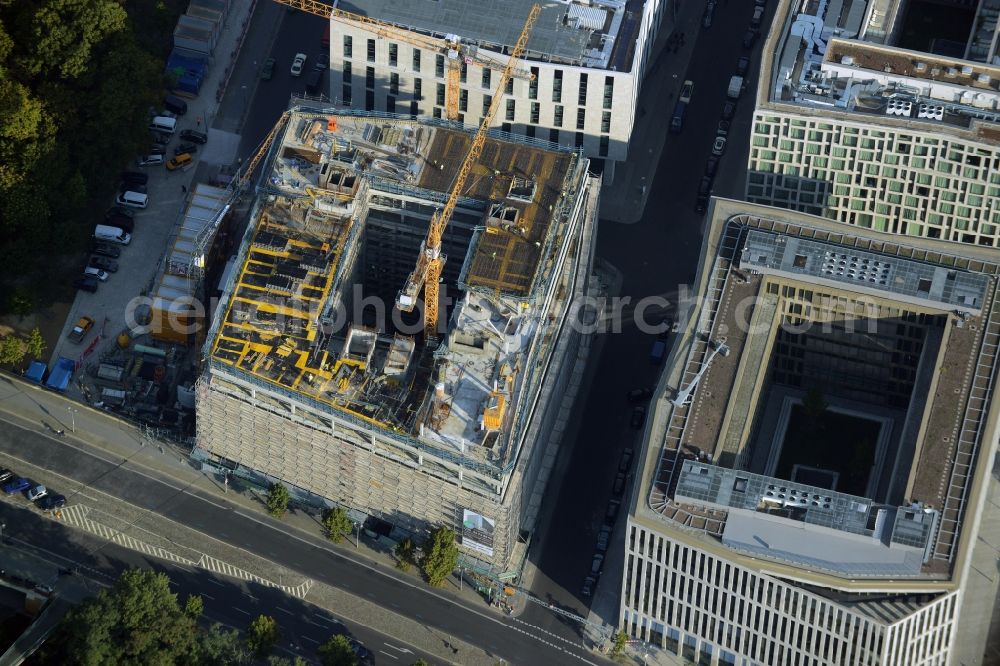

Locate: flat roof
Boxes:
[335,0,638,69]
[208,109,587,465]
[643,206,1000,581]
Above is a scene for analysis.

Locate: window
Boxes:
[414,78,422,101]
[365,89,374,110]
[436,83,445,106]
[412,49,421,72]
[549,128,559,143]
[435,54,444,77]
[367,39,375,63]
[342,84,352,106]
[526,125,535,138]
[433,107,442,119]
[343,35,353,58]
[342,62,351,80]
[501,122,511,133]
[459,89,468,112]
[365,66,374,90]
[410,101,418,116]
[578,73,588,105]
[530,102,540,124]
[482,94,492,116]
[482,68,491,89]
[389,43,398,67]
[505,99,515,121]
[387,96,396,113]
[554,105,563,127]
[576,107,585,130]
[389,72,399,95]
[601,111,610,133]
[505,78,513,95]
[603,76,614,109]
[529,67,539,99]
[552,70,562,102]
[460,60,467,83]
[575,131,584,147]
[599,135,609,156]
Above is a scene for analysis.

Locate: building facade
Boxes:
[325,0,671,169]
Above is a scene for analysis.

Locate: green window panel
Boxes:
[873,217,888,232]
[958,206,972,218]
[911,157,926,169]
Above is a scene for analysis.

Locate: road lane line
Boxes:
[277,607,294,615]
[377,651,399,660]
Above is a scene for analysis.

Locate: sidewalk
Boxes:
[600,0,703,225]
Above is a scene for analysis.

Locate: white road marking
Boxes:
[378,651,399,660]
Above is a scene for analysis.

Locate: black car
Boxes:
[743,29,758,49]
[705,156,719,178]
[106,214,134,233]
[106,206,135,219]
[0,468,13,483]
[612,472,626,496]
[175,143,198,155]
[179,129,208,144]
[736,55,751,77]
[630,405,646,429]
[618,447,634,473]
[722,101,736,120]
[73,276,99,293]
[37,494,66,510]
[151,132,171,146]
[695,195,709,214]
[92,242,121,258]
[120,171,148,186]
[148,145,167,156]
[315,52,329,70]
[89,256,119,273]
[627,388,652,403]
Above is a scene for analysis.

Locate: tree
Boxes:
[198,623,248,665]
[609,630,628,656]
[42,568,199,664]
[411,660,430,666]
[0,336,24,366]
[322,506,353,543]
[266,482,290,518]
[245,614,280,658]
[318,634,358,666]
[421,527,459,587]
[25,327,45,359]
[7,287,33,318]
[267,656,309,666]
[395,537,416,572]
[183,594,203,619]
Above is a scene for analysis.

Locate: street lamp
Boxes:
[1,521,5,546]
[354,522,360,549]
[68,407,77,433]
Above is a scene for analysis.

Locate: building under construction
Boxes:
[194,107,599,572]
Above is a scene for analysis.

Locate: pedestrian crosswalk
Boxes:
[53,503,312,598]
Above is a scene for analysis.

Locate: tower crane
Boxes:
[396,4,540,337]
[272,0,534,120]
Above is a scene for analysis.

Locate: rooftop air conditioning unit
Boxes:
[914,61,927,72]
[962,65,974,75]
[978,73,992,84]
[946,67,958,77]
[841,55,854,65]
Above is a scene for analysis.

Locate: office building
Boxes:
[194,108,600,574]
[622,198,1000,665]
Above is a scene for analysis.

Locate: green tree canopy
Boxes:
[198,623,248,666]
[24,327,45,358]
[318,634,358,666]
[245,614,280,658]
[421,527,459,587]
[266,482,290,518]
[0,336,25,366]
[322,507,353,543]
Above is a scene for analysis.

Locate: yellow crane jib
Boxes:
[398,4,540,335]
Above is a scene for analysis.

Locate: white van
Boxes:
[116,190,148,208]
[84,266,109,281]
[148,116,176,134]
[94,224,132,245]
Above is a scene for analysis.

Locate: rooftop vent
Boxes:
[841,55,855,65]
[884,65,893,73]
[885,99,912,116]
[962,65,974,75]
[946,67,958,77]
[914,61,927,72]
[918,103,944,120]
[978,73,991,84]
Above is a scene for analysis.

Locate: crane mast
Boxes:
[396,4,541,336]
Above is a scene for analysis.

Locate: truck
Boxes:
[650,339,667,364]
[669,101,687,134]
[68,316,94,343]
[45,357,75,392]
[727,75,744,100]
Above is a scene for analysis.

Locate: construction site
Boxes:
[193,106,599,572]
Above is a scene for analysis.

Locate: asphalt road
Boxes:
[0,500,439,665]
[519,0,769,638]
[0,421,598,665]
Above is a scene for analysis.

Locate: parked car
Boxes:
[150,132,171,147]
[581,576,596,597]
[167,153,193,171]
[174,143,198,155]
[148,145,167,156]
[698,176,713,198]
[743,29,758,49]
[136,154,164,167]
[695,195,709,214]
[679,79,694,104]
[736,55,751,77]
[68,316,95,343]
[73,276,99,293]
[722,101,736,120]
[92,242,121,258]
[88,256,119,273]
[712,135,727,156]
[38,494,66,510]
[605,499,621,524]
[3,478,29,494]
[119,183,147,195]
[717,120,730,137]
[612,472,626,496]
[106,206,135,220]
[27,485,48,501]
[705,155,719,178]
[179,129,207,144]
[261,57,275,80]
[290,53,307,76]
[120,171,149,186]
[315,52,329,70]
[84,267,109,282]
[596,525,611,551]
[627,388,652,403]
[618,448,634,473]
[0,468,14,483]
[590,553,604,576]
[349,639,373,665]
[630,405,646,429]
[105,214,134,233]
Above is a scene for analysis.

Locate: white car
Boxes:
[84,267,109,282]
[290,53,307,77]
[712,135,727,156]
[28,484,47,501]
